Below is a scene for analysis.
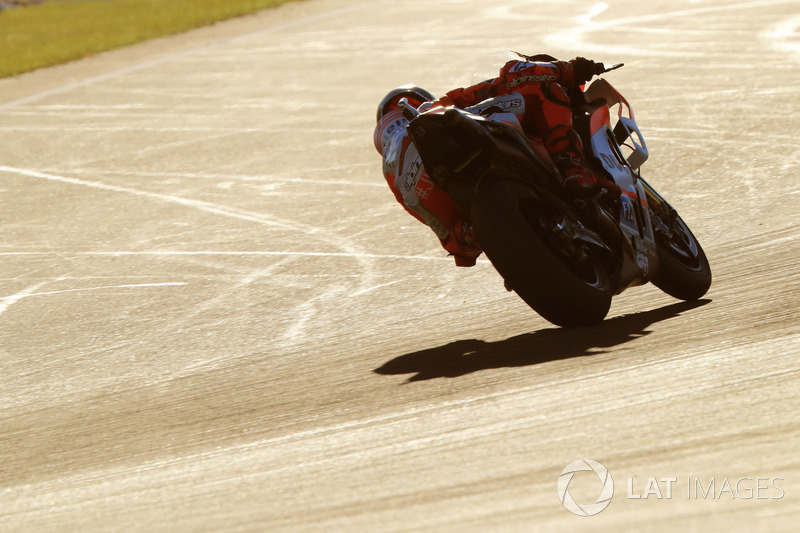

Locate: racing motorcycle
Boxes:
[401,66,711,326]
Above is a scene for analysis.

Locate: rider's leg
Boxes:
[412,170,481,266]
[517,83,602,194]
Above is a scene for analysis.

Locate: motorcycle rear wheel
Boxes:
[471,177,613,327]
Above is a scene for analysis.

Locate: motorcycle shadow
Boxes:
[375,299,711,383]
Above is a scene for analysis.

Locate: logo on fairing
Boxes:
[621,196,635,222]
[466,93,525,115]
[506,74,558,89]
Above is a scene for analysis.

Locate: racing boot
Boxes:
[555,152,622,204]
[553,151,599,196]
[443,219,481,267]
[543,124,599,196]
[547,134,620,200]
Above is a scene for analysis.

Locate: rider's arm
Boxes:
[437,59,578,109]
[496,57,600,89]
[497,59,575,88]
[437,78,499,108]
[438,57,600,108]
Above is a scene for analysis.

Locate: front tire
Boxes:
[652,214,712,300]
[471,178,613,327]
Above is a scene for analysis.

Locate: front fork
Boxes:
[616,180,659,290]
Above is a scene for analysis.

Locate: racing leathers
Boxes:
[374,107,481,266]
[373,55,608,267]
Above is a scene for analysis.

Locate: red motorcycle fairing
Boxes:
[582,78,657,285]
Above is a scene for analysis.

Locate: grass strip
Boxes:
[0,0,303,78]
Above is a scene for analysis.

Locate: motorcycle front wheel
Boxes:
[471,177,613,327]
[651,214,712,301]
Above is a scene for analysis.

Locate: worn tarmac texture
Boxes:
[1,0,799,530]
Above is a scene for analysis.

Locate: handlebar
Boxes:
[601,63,624,73]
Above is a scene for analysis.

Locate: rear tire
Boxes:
[471,178,613,327]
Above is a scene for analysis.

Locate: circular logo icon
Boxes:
[557,459,614,517]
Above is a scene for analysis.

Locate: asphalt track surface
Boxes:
[1,0,799,530]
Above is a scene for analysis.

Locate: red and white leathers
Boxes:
[373,56,605,267]
[438,56,602,190]
[374,108,482,267]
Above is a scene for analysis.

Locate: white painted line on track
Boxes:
[0,282,186,316]
[11,282,188,298]
[0,163,383,293]
[0,282,47,315]
[349,280,403,296]
[0,165,295,229]
[0,165,361,236]
[0,164,461,341]
[0,166,471,273]
[0,250,460,262]
[26,166,383,188]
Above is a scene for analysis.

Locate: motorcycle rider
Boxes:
[373,53,616,267]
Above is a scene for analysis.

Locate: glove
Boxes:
[434,95,455,108]
[572,57,605,84]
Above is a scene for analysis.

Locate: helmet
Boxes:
[376,84,435,123]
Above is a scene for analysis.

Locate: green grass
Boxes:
[0,0,303,78]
